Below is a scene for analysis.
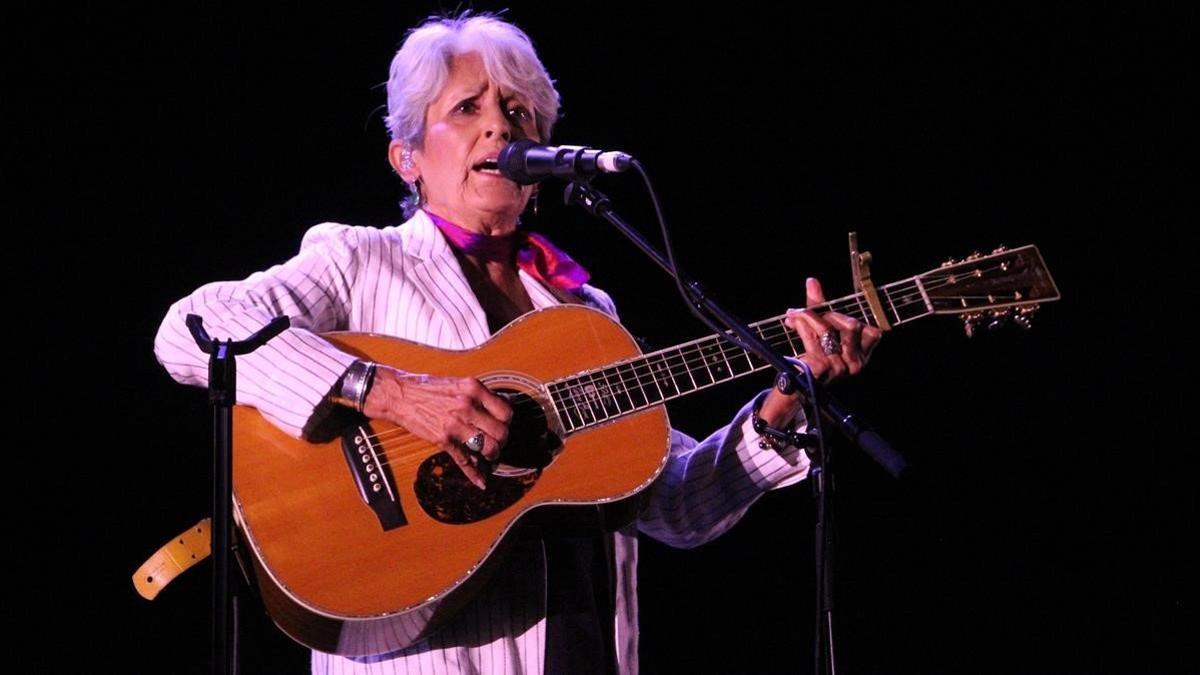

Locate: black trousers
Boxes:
[542,534,618,675]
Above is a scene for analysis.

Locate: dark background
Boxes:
[19,3,1186,673]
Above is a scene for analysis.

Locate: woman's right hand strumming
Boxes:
[362,366,512,490]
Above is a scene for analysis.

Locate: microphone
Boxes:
[498,139,634,185]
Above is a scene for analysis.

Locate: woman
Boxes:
[154,12,880,674]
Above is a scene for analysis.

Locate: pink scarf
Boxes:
[426,210,590,291]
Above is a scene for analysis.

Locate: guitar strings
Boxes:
[360,266,1019,469]
[359,266,1006,456]
[361,265,1024,470]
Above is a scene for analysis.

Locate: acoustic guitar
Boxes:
[228,245,1059,655]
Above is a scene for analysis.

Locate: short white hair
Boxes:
[384,12,560,147]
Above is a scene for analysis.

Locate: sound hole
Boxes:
[414,389,562,525]
[496,389,561,471]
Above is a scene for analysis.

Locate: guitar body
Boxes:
[231,305,670,656]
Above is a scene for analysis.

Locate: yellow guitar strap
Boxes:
[132,518,212,600]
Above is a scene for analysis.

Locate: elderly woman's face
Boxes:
[413,51,539,231]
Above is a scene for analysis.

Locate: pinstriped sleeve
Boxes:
[637,391,812,549]
[153,223,364,439]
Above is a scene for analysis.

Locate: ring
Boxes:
[819,331,841,356]
[463,431,486,454]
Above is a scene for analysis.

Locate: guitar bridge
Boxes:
[340,421,408,531]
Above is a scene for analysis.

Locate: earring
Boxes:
[532,189,539,217]
[409,179,423,207]
[400,147,414,173]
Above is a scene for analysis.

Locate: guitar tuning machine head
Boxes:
[986,309,1011,332]
[1012,305,1040,330]
[991,244,1008,255]
[941,257,960,268]
[960,311,985,338]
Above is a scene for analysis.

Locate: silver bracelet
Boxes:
[334,360,377,413]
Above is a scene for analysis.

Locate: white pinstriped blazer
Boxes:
[155,210,811,674]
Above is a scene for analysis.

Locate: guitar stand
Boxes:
[185,314,291,675]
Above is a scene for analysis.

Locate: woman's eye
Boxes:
[507,106,531,121]
[455,100,478,114]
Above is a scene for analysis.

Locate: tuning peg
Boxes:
[991,244,1008,255]
[961,312,984,338]
[941,258,960,268]
[965,251,983,261]
[986,309,1011,332]
[1012,305,1039,330]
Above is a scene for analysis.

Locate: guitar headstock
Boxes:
[918,245,1060,336]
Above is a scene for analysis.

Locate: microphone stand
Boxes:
[563,177,904,675]
[186,314,291,675]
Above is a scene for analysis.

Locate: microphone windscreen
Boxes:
[498,139,540,185]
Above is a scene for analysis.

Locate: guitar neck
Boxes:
[546,242,1059,435]
[546,275,934,435]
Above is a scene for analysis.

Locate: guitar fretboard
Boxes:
[546,278,933,434]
